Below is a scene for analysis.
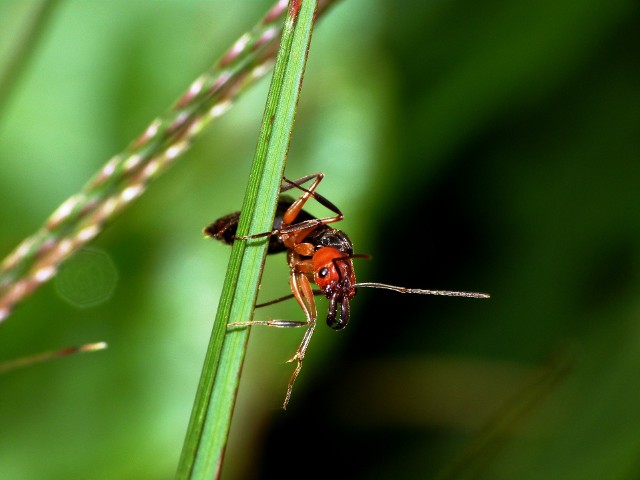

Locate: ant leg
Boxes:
[229,264,313,328]
[262,173,345,248]
[280,173,344,227]
[281,174,343,222]
[226,269,317,409]
[227,319,307,328]
[255,290,322,308]
[279,172,325,194]
[282,271,317,409]
[236,172,344,242]
[232,174,328,242]
[283,324,313,408]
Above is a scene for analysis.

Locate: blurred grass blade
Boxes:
[0,0,61,120]
[175,1,317,478]
[0,0,340,323]
[0,341,107,374]
[435,352,574,480]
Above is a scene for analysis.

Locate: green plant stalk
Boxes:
[0,0,340,323]
[0,0,61,120]
[434,353,573,480]
[174,1,317,478]
[0,341,107,374]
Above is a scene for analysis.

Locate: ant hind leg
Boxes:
[227,319,308,328]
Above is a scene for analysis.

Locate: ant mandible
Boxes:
[205,173,489,409]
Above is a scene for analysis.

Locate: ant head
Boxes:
[312,247,357,330]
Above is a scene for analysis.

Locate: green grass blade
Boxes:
[0,0,61,120]
[175,1,317,478]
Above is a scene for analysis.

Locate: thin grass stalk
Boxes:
[0,0,339,323]
[434,353,574,480]
[0,0,61,120]
[174,1,317,478]
[0,341,107,374]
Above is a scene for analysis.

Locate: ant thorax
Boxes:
[305,226,353,256]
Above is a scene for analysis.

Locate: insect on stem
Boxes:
[206,173,489,408]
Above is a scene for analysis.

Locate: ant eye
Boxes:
[318,267,329,278]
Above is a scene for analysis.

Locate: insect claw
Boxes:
[236,230,278,241]
[286,352,302,364]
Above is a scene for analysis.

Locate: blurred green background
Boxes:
[1,0,639,479]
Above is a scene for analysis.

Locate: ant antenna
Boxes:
[354,282,490,299]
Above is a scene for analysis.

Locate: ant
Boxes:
[205,173,489,409]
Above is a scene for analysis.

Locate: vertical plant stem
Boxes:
[175,1,317,478]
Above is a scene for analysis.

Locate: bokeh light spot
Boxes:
[55,247,118,308]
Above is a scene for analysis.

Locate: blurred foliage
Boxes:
[0,0,638,479]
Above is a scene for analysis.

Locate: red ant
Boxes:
[205,173,489,409]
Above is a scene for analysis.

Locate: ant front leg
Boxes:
[228,261,318,409]
[237,173,344,243]
[273,173,346,249]
[280,173,344,228]
[280,268,318,408]
[279,173,326,226]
